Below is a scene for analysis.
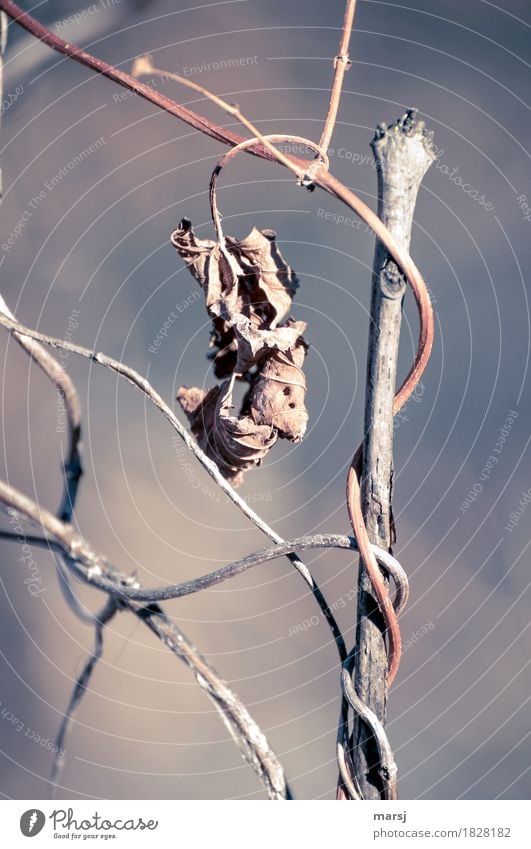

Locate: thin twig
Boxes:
[341,667,397,799]
[0,297,82,524]
[133,603,292,800]
[0,505,408,609]
[319,0,357,153]
[0,0,437,800]
[209,134,328,242]
[0,1,434,422]
[131,55,304,181]
[0,296,96,625]
[0,311,348,661]
[50,598,118,794]
[0,480,292,799]
[0,473,405,803]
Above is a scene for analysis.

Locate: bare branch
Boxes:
[0,1,438,800]
[0,310,348,661]
[319,0,357,153]
[50,598,118,795]
[0,0,436,369]
[0,479,408,609]
[0,4,435,426]
[134,603,291,800]
[350,111,435,800]
[0,296,82,524]
[341,667,397,799]
[0,480,291,799]
[132,56,304,180]
[0,295,100,625]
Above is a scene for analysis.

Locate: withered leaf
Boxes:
[249,325,309,442]
[171,220,299,351]
[233,317,307,375]
[225,227,298,328]
[172,219,308,483]
[177,378,277,486]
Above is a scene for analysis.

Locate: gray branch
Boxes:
[353,110,434,798]
[0,479,291,800]
[0,295,99,626]
[50,598,118,794]
[0,309,347,660]
[135,604,291,800]
[0,481,408,610]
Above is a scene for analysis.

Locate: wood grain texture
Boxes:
[353,110,434,799]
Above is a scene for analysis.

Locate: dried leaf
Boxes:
[177,378,277,485]
[225,227,298,328]
[171,220,299,370]
[173,219,308,482]
[249,325,308,442]
[233,317,307,374]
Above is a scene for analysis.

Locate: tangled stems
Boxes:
[0,0,435,794]
[0,308,347,662]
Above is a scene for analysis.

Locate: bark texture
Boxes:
[354,109,434,798]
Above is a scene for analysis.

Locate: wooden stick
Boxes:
[353,110,435,799]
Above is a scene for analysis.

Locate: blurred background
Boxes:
[0,0,529,800]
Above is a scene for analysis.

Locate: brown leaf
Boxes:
[233,317,307,374]
[173,219,308,482]
[225,227,298,328]
[171,220,299,373]
[249,323,309,442]
[177,378,277,486]
[170,219,241,320]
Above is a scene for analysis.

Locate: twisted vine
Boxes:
[0,0,434,799]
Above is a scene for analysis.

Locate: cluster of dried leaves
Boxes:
[172,219,308,485]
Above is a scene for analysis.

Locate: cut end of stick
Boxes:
[131,54,155,79]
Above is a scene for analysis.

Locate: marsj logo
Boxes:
[20,809,46,837]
